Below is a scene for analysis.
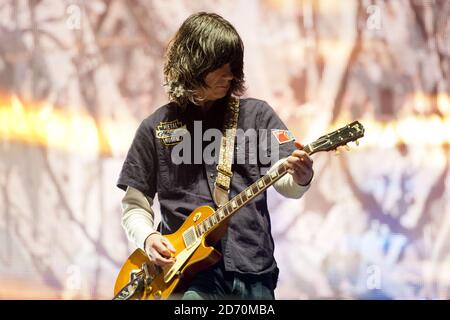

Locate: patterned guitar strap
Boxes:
[213,96,240,207]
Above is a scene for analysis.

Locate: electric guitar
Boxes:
[113,121,365,300]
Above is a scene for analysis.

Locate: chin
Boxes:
[217,89,229,96]
[216,94,227,100]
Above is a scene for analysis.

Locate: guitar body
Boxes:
[113,205,227,300]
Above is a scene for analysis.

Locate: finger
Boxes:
[162,238,176,253]
[293,164,309,177]
[285,158,302,172]
[146,248,162,263]
[288,165,313,186]
[287,158,312,177]
[298,158,310,170]
[292,150,312,161]
[286,158,302,172]
[291,152,313,167]
[284,159,296,171]
[154,241,173,258]
[287,168,306,179]
[151,246,175,261]
[292,149,308,157]
[151,250,176,266]
[286,156,309,170]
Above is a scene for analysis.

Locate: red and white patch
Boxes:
[272,129,295,144]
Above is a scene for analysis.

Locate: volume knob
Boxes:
[154,290,162,299]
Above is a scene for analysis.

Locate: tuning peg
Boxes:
[345,144,351,151]
[334,148,341,156]
[355,140,359,146]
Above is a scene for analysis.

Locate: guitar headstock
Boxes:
[307,121,364,155]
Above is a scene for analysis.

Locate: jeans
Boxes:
[180,261,276,300]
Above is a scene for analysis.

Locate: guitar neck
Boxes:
[193,120,365,238]
[194,143,314,238]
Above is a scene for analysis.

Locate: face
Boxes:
[199,64,234,101]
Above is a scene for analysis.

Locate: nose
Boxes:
[223,72,234,81]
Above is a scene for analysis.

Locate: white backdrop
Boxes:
[0,0,449,299]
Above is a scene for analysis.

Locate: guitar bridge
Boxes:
[113,270,145,300]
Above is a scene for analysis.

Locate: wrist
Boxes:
[144,231,161,247]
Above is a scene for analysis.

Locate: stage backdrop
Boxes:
[0,0,449,299]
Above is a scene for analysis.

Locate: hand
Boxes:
[144,232,176,267]
[285,141,314,186]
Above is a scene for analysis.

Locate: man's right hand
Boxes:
[144,232,176,267]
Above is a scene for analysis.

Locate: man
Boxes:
[117,12,314,300]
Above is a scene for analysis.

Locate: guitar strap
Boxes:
[213,96,240,207]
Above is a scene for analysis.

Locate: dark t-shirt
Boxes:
[117,97,296,280]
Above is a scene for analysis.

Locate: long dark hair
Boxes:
[163,12,246,106]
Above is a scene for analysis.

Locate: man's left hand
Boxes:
[285,141,314,186]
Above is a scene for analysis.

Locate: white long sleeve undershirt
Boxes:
[121,186,157,250]
[121,157,311,249]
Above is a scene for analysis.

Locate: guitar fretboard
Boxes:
[194,143,314,237]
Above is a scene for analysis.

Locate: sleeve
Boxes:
[117,119,157,199]
[121,186,159,249]
[256,100,297,174]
